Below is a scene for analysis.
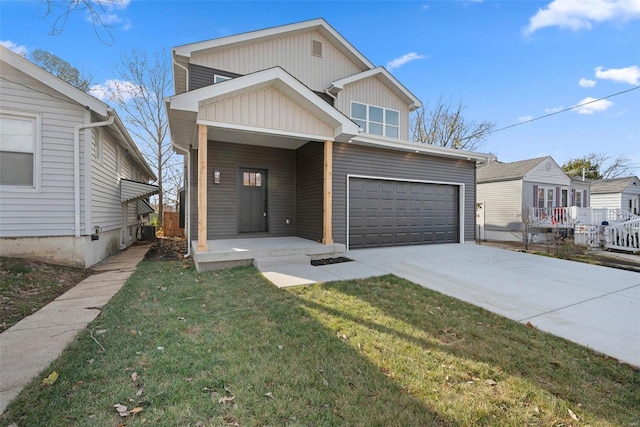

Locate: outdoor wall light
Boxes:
[214,170,221,184]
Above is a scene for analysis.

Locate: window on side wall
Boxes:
[350,102,400,138]
[537,186,555,209]
[575,191,582,207]
[214,75,231,84]
[0,111,40,189]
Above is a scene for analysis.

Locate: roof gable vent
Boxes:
[312,40,322,57]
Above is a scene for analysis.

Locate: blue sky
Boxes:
[2,0,639,176]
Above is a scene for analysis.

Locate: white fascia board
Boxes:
[0,46,109,117]
[172,18,374,70]
[350,134,496,162]
[168,67,360,136]
[329,67,422,110]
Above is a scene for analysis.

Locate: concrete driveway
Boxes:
[345,244,640,367]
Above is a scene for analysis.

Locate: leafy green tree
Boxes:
[30,49,93,92]
[562,157,601,179]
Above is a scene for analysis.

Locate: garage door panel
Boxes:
[349,178,459,249]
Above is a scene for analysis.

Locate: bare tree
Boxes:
[30,49,94,92]
[562,152,635,180]
[411,97,495,151]
[106,48,176,229]
[40,0,125,44]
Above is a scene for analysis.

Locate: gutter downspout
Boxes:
[172,144,192,258]
[173,60,189,92]
[73,109,115,238]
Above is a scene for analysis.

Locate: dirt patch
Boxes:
[478,241,640,272]
[144,237,188,261]
[0,257,93,332]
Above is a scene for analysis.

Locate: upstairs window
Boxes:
[214,75,231,84]
[351,102,400,138]
[0,111,40,188]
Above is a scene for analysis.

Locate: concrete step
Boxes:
[253,254,310,270]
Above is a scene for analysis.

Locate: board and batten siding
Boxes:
[190,141,295,240]
[331,142,477,244]
[0,61,87,237]
[191,30,363,92]
[477,180,523,232]
[200,87,334,138]
[335,76,411,140]
[295,141,324,241]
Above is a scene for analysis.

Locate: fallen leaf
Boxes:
[157,346,165,351]
[484,379,497,386]
[87,359,95,364]
[265,392,274,399]
[219,395,235,404]
[41,371,59,387]
[526,321,537,330]
[136,388,144,396]
[322,377,329,387]
[130,407,144,415]
[114,404,130,417]
[568,408,579,421]
[129,330,137,337]
[178,316,186,321]
[131,372,139,383]
[95,329,108,335]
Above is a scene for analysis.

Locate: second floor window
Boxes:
[351,102,399,138]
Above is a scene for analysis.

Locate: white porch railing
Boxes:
[530,207,574,227]
[603,218,640,252]
[530,207,639,228]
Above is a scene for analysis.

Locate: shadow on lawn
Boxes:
[307,275,640,426]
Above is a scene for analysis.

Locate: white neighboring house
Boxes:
[0,46,158,268]
[476,156,590,243]
[590,176,640,215]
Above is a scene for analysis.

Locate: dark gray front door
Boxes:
[349,178,459,249]
[238,168,267,233]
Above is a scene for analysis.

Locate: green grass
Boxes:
[1,261,638,426]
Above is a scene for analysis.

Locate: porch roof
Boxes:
[166,67,360,150]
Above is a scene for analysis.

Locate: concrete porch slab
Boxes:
[192,237,345,272]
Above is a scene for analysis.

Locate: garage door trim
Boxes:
[346,174,466,250]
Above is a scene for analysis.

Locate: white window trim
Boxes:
[575,190,582,208]
[537,186,555,209]
[0,109,42,193]
[350,101,400,138]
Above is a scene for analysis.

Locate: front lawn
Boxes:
[1,260,638,426]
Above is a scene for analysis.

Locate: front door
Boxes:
[238,168,267,233]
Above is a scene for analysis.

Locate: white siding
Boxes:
[201,86,334,138]
[524,158,570,186]
[590,193,622,209]
[91,129,122,231]
[0,61,86,237]
[477,180,523,232]
[335,76,411,140]
[191,30,362,92]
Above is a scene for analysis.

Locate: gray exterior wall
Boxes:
[295,141,323,241]
[190,141,295,240]
[189,64,242,91]
[331,142,477,245]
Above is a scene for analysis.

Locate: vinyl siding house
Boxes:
[166,19,494,271]
[476,156,590,243]
[0,46,158,268]
[590,176,640,214]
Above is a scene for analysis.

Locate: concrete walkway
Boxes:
[258,244,640,367]
[0,244,150,413]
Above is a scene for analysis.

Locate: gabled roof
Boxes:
[173,18,374,71]
[477,157,549,183]
[167,66,361,146]
[0,46,156,180]
[328,67,422,111]
[591,176,640,194]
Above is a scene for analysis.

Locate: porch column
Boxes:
[323,140,333,244]
[197,124,208,252]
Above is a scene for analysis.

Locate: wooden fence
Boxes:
[163,212,184,237]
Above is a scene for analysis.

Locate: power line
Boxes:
[491,85,640,134]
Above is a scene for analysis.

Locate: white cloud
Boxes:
[545,106,564,113]
[387,52,427,70]
[86,0,132,31]
[579,78,597,87]
[89,79,140,102]
[595,65,640,85]
[1,40,27,56]
[575,96,613,114]
[524,0,640,35]
[518,115,534,122]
